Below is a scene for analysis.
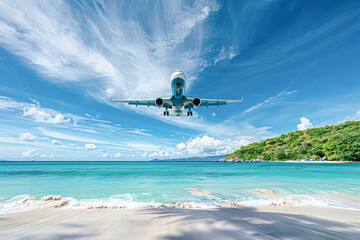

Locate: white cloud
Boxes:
[177,135,251,156]
[243,89,298,114]
[212,112,216,117]
[0,1,121,84]
[98,152,110,158]
[213,46,237,65]
[141,153,148,158]
[19,132,37,142]
[297,117,313,131]
[177,143,186,150]
[0,96,75,124]
[126,129,153,137]
[148,151,169,158]
[51,139,61,145]
[85,113,93,118]
[23,106,71,124]
[106,88,114,97]
[114,152,122,158]
[176,152,183,157]
[0,96,24,109]
[343,110,360,122]
[148,152,157,158]
[22,149,37,158]
[40,153,64,159]
[85,143,97,150]
[170,152,183,157]
[124,142,167,151]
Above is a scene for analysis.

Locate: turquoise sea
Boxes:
[0,161,359,214]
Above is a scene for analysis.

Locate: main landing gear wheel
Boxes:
[187,111,193,116]
[164,111,169,116]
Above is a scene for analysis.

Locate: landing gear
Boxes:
[187,106,193,116]
[164,105,170,116]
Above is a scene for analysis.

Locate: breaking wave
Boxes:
[1,192,359,215]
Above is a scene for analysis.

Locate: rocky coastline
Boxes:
[218,157,277,163]
[219,157,354,163]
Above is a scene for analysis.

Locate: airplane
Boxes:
[110,70,243,117]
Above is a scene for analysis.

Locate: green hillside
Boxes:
[225,121,360,161]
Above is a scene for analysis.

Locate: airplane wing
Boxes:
[186,97,243,107]
[110,98,172,108]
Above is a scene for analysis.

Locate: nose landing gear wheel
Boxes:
[190,111,193,116]
[167,111,169,116]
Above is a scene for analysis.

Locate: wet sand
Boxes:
[0,206,359,240]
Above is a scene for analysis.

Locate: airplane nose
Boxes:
[171,71,186,81]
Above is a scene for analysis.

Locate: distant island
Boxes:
[151,155,226,162]
[225,121,360,162]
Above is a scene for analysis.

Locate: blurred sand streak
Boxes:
[0,206,359,239]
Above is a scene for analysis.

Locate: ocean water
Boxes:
[0,161,359,214]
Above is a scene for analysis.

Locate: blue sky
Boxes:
[0,0,359,160]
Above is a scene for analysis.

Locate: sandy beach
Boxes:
[0,206,359,240]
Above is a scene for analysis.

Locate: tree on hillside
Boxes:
[225,121,360,161]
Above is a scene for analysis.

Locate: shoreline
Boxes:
[2,189,360,215]
[219,158,357,163]
[281,160,356,163]
[1,206,359,239]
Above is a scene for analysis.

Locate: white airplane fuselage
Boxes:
[170,70,187,117]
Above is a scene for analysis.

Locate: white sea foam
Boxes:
[0,193,359,215]
[239,195,329,207]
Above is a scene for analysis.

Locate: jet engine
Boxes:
[155,98,164,108]
[192,98,201,108]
